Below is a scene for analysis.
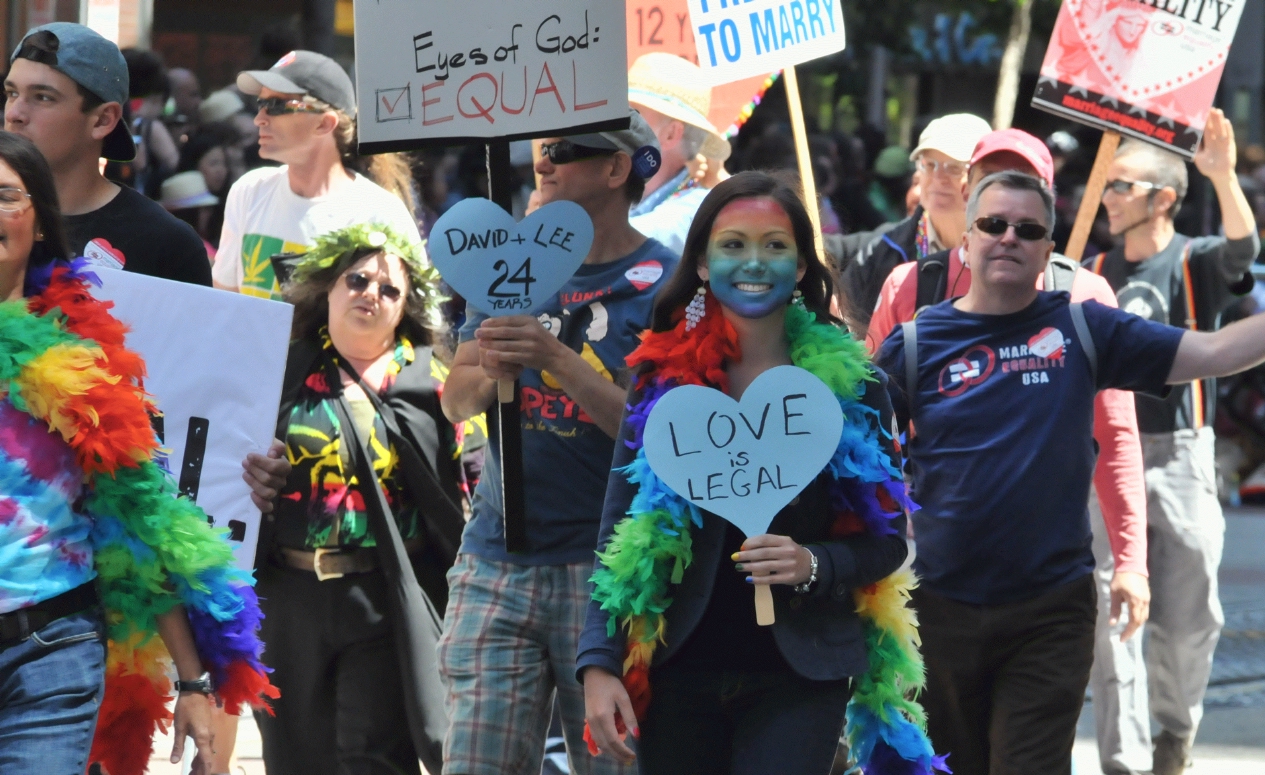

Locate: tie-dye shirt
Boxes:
[0,399,95,614]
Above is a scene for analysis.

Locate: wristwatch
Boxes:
[794,546,820,595]
[174,671,215,695]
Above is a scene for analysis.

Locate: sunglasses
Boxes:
[540,140,616,165]
[1103,179,1162,196]
[973,216,1049,241]
[344,271,403,302]
[257,96,326,116]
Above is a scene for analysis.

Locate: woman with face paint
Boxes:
[577,172,945,775]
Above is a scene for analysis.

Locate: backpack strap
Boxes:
[914,251,950,313]
[901,319,919,418]
[1044,254,1079,293]
[1069,302,1098,389]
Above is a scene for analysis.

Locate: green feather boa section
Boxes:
[784,304,874,400]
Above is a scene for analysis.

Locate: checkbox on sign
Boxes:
[375,86,412,122]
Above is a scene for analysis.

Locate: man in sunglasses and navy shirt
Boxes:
[439,112,672,775]
[877,169,1265,775]
[211,51,421,298]
[1085,110,1258,775]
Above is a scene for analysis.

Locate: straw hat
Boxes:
[199,88,245,124]
[160,171,219,210]
[628,53,731,162]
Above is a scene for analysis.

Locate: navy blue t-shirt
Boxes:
[459,239,678,565]
[877,292,1184,605]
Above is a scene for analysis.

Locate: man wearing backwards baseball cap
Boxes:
[868,129,1150,772]
[439,111,673,775]
[625,53,732,256]
[211,50,421,299]
[4,23,211,285]
[840,113,990,337]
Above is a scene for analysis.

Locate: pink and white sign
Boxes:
[1032,0,1245,158]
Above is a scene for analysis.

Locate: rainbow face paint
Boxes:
[705,198,800,319]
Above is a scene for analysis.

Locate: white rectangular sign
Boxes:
[686,0,846,86]
[91,270,293,570]
[353,0,631,152]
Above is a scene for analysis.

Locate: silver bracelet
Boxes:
[794,547,819,594]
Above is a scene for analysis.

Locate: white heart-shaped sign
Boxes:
[643,366,844,538]
[428,198,594,317]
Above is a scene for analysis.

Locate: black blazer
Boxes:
[576,368,909,682]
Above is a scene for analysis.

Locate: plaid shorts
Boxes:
[438,553,636,775]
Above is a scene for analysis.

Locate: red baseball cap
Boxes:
[970,129,1055,188]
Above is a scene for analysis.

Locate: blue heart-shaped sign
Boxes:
[428,198,593,317]
[643,366,844,538]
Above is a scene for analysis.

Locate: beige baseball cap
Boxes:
[909,114,992,162]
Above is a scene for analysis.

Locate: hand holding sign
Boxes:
[643,365,843,624]
[429,198,594,318]
[429,197,594,551]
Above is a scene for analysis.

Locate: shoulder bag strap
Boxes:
[1069,302,1098,389]
[335,353,465,566]
[1179,242,1204,428]
[329,393,448,773]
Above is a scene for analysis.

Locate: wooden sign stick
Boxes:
[754,584,775,626]
[486,141,529,553]
[783,65,825,261]
[1063,130,1121,261]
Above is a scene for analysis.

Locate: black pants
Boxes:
[637,665,851,775]
[254,561,420,775]
[912,574,1097,775]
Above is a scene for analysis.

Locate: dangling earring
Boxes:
[792,288,805,309]
[685,284,707,331]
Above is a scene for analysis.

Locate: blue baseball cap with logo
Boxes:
[10,22,135,161]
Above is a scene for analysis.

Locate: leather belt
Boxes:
[0,583,98,645]
[280,537,425,581]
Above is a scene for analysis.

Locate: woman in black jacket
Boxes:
[578,173,938,775]
[256,223,464,775]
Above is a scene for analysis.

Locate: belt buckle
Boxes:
[313,547,345,581]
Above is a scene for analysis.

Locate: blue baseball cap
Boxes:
[10,22,135,161]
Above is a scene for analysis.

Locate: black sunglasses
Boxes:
[257,96,325,116]
[973,216,1049,242]
[540,139,616,165]
[344,271,403,301]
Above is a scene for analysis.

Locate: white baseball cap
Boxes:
[910,114,992,163]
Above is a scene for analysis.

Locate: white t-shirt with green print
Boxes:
[213,165,423,298]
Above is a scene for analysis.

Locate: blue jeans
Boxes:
[0,608,106,775]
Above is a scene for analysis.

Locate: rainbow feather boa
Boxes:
[4,260,277,775]
[587,294,949,773]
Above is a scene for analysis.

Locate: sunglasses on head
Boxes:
[540,139,616,165]
[1103,179,1162,196]
[973,216,1049,241]
[257,96,325,116]
[344,271,403,301]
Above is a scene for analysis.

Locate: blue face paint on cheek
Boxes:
[707,254,800,319]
